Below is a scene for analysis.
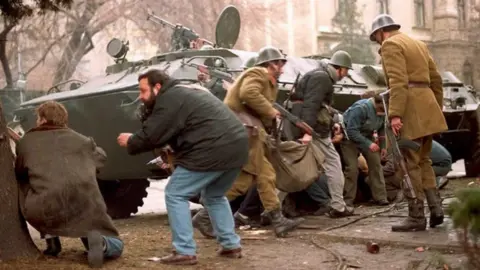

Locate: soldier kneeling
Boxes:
[15,101,123,268]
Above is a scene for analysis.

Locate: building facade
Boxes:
[244,0,480,88]
[4,0,480,90]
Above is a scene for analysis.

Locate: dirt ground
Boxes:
[0,178,477,270]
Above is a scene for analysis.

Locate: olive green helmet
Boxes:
[329,50,353,69]
[243,56,258,69]
[369,14,401,41]
[255,46,287,66]
[200,44,214,50]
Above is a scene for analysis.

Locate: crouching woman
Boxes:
[15,101,123,268]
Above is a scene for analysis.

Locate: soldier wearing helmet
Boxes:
[288,50,353,218]
[217,46,304,237]
[242,56,258,70]
[200,44,214,50]
[369,14,447,232]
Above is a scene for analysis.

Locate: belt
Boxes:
[408,82,430,88]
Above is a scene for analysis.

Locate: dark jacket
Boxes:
[127,80,249,171]
[343,98,385,151]
[290,60,336,138]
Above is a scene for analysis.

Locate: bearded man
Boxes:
[117,69,248,265]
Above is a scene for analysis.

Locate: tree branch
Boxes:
[25,32,68,75]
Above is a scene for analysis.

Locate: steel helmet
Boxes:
[243,56,258,69]
[329,50,353,69]
[255,46,287,66]
[200,44,214,50]
[369,14,401,41]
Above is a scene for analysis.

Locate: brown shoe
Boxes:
[160,252,198,265]
[217,247,242,259]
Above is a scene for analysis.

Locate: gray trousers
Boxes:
[312,137,349,212]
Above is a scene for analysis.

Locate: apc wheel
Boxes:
[98,179,150,219]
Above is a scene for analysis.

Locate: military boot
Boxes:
[424,188,444,228]
[263,209,304,238]
[192,209,215,239]
[43,236,62,256]
[391,199,426,232]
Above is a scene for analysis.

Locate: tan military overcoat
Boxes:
[224,67,277,175]
[380,31,447,140]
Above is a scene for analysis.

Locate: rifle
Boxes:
[283,73,301,109]
[182,61,235,83]
[273,103,325,141]
[149,146,175,175]
[380,90,420,199]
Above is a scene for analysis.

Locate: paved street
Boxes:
[27,159,468,240]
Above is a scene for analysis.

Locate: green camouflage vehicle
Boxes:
[9,5,480,219]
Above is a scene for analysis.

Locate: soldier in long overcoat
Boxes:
[15,101,123,268]
[369,14,448,232]
[223,46,303,237]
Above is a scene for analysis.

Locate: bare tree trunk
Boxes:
[0,23,16,88]
[52,0,97,85]
[0,103,39,260]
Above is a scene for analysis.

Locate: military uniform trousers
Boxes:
[400,135,437,200]
[341,139,387,207]
[226,155,280,212]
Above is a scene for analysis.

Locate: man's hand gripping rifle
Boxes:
[273,103,328,147]
[380,90,419,200]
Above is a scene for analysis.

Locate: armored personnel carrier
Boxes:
[9,6,480,219]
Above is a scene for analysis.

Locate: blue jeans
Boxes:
[165,166,241,256]
[81,236,123,259]
[305,174,330,206]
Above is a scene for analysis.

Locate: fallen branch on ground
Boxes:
[240,236,269,240]
[310,237,360,269]
[322,203,404,232]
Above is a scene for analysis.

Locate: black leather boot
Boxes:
[424,188,444,228]
[391,199,427,232]
[263,208,304,238]
[43,237,62,256]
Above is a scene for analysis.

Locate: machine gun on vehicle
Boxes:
[147,10,214,51]
[380,90,420,199]
[147,5,241,52]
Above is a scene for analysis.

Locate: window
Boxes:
[414,0,426,27]
[377,0,389,14]
[458,0,466,27]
